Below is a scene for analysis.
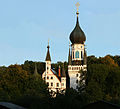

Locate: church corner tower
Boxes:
[68,2,87,89]
[45,40,51,72]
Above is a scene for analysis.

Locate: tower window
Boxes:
[47,82,49,86]
[75,51,79,58]
[81,51,83,59]
[76,86,78,89]
[47,76,49,79]
[73,52,74,59]
[51,77,53,79]
[57,83,59,87]
[51,82,53,86]
[76,80,78,83]
[76,74,78,77]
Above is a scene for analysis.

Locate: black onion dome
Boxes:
[70,16,86,44]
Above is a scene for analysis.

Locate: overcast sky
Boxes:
[0,0,120,66]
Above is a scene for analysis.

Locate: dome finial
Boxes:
[47,38,50,49]
[48,38,49,46]
[76,2,80,17]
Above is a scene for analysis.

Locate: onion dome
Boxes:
[70,11,86,44]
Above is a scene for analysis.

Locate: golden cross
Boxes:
[76,2,80,16]
[76,2,80,9]
[76,2,80,10]
[48,38,49,46]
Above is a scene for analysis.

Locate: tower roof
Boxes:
[45,42,51,61]
[70,4,86,44]
[34,62,39,76]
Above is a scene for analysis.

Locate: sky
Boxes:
[0,0,120,66]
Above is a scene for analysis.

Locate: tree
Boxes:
[0,65,49,101]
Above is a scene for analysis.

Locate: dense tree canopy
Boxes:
[82,55,120,104]
[0,55,120,109]
[0,65,49,101]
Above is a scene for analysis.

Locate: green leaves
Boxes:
[0,65,49,101]
[83,56,120,104]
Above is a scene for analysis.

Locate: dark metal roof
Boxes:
[70,16,86,44]
[0,102,26,109]
[51,69,61,81]
[45,45,51,61]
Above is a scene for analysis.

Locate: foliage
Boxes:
[81,55,120,104]
[0,65,49,101]
[0,55,120,108]
[22,60,45,75]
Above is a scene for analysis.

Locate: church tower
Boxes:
[45,40,51,73]
[68,3,87,89]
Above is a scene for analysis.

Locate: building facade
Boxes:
[68,6,87,89]
[42,43,66,95]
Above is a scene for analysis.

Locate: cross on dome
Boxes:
[76,2,80,16]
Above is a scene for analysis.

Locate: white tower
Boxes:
[68,3,87,89]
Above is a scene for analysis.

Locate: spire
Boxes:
[34,62,39,76]
[69,2,86,44]
[45,40,51,61]
[61,63,66,77]
[68,42,72,65]
[76,2,80,17]
[83,49,87,65]
[76,2,80,27]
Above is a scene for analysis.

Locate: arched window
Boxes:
[75,51,79,58]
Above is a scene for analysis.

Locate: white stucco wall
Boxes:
[42,69,66,93]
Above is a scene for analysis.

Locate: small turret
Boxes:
[68,43,72,65]
[61,63,66,77]
[34,62,39,76]
[83,49,87,65]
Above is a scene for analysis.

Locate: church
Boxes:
[42,43,66,95]
[68,3,87,89]
[42,2,87,93]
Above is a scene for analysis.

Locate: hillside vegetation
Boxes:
[0,55,120,109]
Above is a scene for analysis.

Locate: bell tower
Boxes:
[68,2,87,89]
